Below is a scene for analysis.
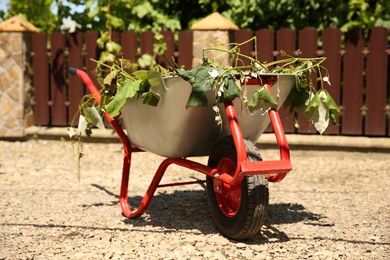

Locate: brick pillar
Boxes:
[192,30,234,67]
[0,32,34,138]
[191,12,239,67]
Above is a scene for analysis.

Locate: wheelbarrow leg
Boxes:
[264,83,291,182]
[118,144,167,219]
[118,147,180,218]
[119,150,133,217]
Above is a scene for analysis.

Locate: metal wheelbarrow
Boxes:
[69,68,295,240]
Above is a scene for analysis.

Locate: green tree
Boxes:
[5,0,58,32]
[215,0,389,33]
[4,0,389,33]
[84,0,181,33]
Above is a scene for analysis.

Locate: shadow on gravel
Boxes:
[123,189,217,235]
[89,184,328,240]
[267,203,325,225]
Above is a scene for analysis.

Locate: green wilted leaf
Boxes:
[248,87,278,112]
[138,79,150,93]
[284,87,310,114]
[176,65,213,89]
[186,91,209,108]
[305,90,336,134]
[82,104,105,129]
[256,87,278,106]
[147,70,165,89]
[105,79,142,117]
[305,92,321,118]
[142,91,160,106]
[176,65,214,107]
[218,77,241,102]
[133,70,148,81]
[324,90,341,125]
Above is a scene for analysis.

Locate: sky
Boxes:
[0,0,86,14]
[0,0,90,31]
[0,0,9,12]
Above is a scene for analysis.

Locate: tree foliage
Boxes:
[220,0,390,33]
[3,0,57,32]
[2,0,389,34]
[84,0,181,33]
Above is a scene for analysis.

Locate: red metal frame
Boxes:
[70,69,292,219]
[213,157,242,217]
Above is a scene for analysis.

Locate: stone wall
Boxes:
[192,30,234,67]
[0,32,33,138]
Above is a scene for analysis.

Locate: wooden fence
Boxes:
[31,27,389,136]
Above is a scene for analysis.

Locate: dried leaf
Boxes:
[67,127,76,138]
[82,105,105,129]
[77,115,88,135]
[103,70,117,85]
[305,90,332,134]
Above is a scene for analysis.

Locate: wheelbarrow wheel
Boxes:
[206,136,269,240]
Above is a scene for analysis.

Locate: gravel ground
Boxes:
[0,139,389,259]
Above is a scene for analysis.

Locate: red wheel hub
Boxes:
[214,158,241,217]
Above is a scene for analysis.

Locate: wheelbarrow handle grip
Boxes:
[68,67,78,75]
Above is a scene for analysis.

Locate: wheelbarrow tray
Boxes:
[121,74,296,158]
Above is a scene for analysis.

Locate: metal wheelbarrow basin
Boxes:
[120,74,296,158]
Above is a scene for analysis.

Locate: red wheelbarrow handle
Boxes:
[217,83,292,184]
[68,67,134,150]
[69,67,102,105]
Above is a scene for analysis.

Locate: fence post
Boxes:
[178,30,193,69]
[85,31,99,87]
[121,31,137,63]
[159,31,175,68]
[365,27,389,136]
[233,29,254,65]
[68,32,84,125]
[140,31,154,55]
[50,32,67,126]
[297,27,318,134]
[255,29,274,63]
[322,28,342,135]
[32,32,50,126]
[276,28,296,133]
[255,29,275,133]
[342,28,364,135]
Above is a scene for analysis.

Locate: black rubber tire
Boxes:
[206,136,269,240]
